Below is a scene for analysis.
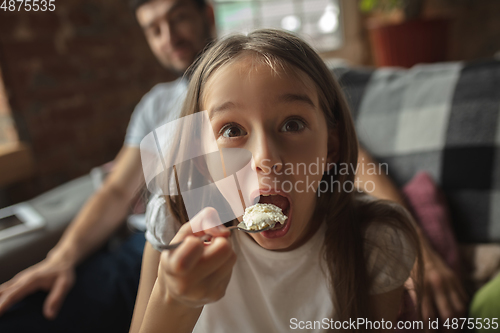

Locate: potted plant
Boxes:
[360,0,450,68]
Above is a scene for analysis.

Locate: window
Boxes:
[214,0,343,53]
[0,66,34,187]
[0,67,18,146]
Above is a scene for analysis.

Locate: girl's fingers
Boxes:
[447,276,468,316]
[404,277,416,297]
[169,222,200,244]
[189,207,229,238]
[165,236,205,275]
[164,230,234,278]
[161,236,236,306]
[159,208,236,308]
[454,278,469,303]
[197,253,236,303]
[174,241,236,304]
[421,291,435,323]
[169,208,230,245]
[404,279,418,310]
[194,237,235,279]
[432,283,453,321]
[447,288,466,317]
[168,236,235,283]
[202,223,230,238]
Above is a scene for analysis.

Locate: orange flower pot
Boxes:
[368,18,450,68]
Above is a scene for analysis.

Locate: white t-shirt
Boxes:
[145,195,415,333]
[124,78,188,147]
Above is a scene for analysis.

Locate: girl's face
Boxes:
[203,56,336,251]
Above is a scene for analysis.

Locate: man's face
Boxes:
[136,0,215,74]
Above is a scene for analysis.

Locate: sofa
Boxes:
[333,58,500,292]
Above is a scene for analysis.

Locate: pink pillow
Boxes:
[402,172,461,275]
[396,172,462,333]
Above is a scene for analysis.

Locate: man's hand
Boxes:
[406,243,469,325]
[0,255,76,320]
[0,147,143,321]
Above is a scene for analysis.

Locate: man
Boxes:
[0,0,215,332]
[0,0,466,331]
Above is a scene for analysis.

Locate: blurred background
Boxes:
[0,0,500,207]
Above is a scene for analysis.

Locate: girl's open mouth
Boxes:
[255,193,292,238]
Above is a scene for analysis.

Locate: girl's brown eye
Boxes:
[281,119,305,132]
[221,125,246,138]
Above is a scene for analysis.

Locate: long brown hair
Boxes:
[166,29,422,331]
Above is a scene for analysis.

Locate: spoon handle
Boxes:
[158,226,239,251]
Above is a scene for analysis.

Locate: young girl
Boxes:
[129,29,422,333]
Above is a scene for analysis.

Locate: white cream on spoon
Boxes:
[242,203,287,231]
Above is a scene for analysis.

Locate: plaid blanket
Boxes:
[334,59,500,243]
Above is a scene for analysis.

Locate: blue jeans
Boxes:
[0,232,146,333]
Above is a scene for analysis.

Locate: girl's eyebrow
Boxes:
[209,101,239,119]
[209,93,316,119]
[277,93,316,108]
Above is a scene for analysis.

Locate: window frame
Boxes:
[0,67,34,187]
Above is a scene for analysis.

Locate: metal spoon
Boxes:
[158,221,275,251]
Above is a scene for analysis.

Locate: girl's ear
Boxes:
[326,128,340,169]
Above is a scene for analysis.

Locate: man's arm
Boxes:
[51,146,144,264]
[355,147,468,322]
[355,148,407,207]
[0,145,144,319]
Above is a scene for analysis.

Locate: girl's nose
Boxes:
[250,131,283,175]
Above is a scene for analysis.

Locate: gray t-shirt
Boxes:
[145,194,180,251]
[123,78,188,232]
[124,77,188,147]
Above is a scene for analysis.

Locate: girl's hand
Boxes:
[405,244,468,333]
[407,245,468,327]
[157,207,237,309]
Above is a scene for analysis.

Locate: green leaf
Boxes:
[359,0,377,13]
